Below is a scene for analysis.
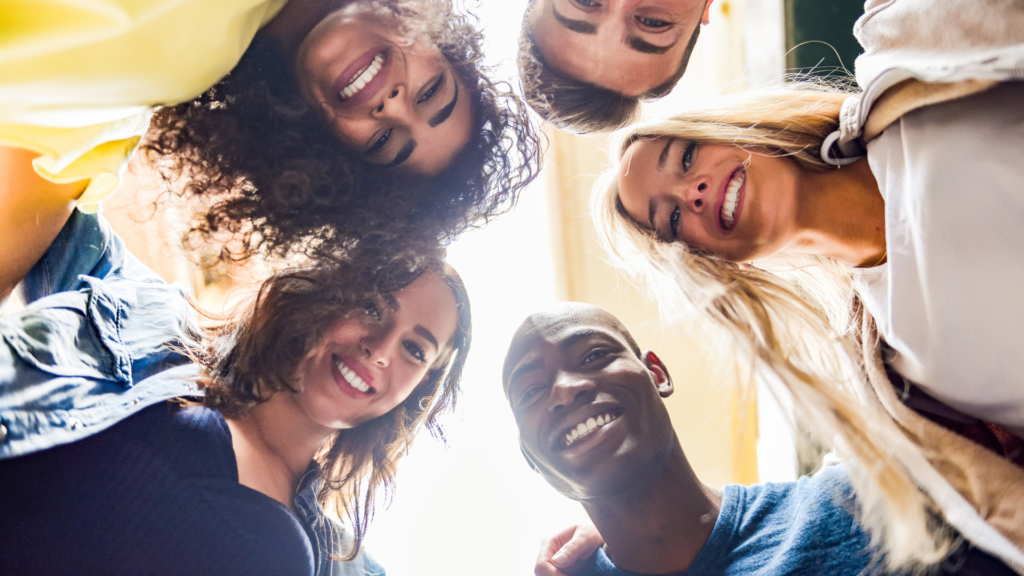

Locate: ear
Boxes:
[643,350,674,398]
[701,0,715,25]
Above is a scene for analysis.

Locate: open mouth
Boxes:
[333,355,375,395]
[560,407,624,448]
[338,52,385,101]
[719,167,745,232]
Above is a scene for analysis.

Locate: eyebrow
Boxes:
[559,329,597,351]
[387,140,416,167]
[552,7,676,54]
[428,77,459,128]
[414,325,439,351]
[506,357,544,396]
[627,36,675,55]
[552,7,597,34]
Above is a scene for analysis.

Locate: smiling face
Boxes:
[289,271,459,432]
[528,0,710,97]
[503,304,676,499]
[295,5,474,176]
[618,136,803,262]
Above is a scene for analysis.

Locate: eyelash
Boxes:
[573,0,600,7]
[403,340,427,364]
[368,128,392,155]
[682,141,697,171]
[636,16,670,29]
[418,73,445,105]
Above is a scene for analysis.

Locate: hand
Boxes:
[534,522,604,576]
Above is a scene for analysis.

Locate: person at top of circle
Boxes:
[517,0,713,134]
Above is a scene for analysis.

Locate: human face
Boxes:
[295,6,474,176]
[618,137,803,262]
[503,305,674,499]
[529,0,711,96]
[291,272,458,431]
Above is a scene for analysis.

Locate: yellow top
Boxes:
[0,0,288,212]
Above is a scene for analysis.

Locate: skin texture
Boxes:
[529,0,713,97]
[0,145,87,303]
[618,137,887,266]
[505,303,720,574]
[228,271,458,510]
[263,1,473,175]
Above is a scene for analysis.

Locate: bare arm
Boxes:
[0,145,87,302]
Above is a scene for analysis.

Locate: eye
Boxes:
[518,385,544,408]
[403,340,427,364]
[367,128,393,155]
[583,349,609,364]
[572,0,600,7]
[681,141,697,171]
[363,301,382,322]
[636,16,671,29]
[669,206,681,238]
[417,73,445,105]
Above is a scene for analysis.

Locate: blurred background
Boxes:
[67,0,866,573]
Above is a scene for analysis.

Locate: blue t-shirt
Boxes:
[578,466,872,576]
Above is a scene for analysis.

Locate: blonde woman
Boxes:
[584,79,1024,575]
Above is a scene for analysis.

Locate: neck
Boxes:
[784,158,886,267]
[581,442,721,574]
[259,0,353,57]
[226,393,334,510]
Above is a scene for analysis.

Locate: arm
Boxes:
[0,145,88,302]
[535,523,604,576]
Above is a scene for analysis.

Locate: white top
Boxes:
[852,82,1024,439]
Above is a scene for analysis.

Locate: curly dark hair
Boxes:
[190,235,472,560]
[516,0,702,134]
[144,0,540,262]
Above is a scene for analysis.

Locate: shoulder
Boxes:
[715,466,872,575]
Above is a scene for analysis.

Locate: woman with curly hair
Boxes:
[585,79,1024,575]
[0,0,539,299]
[0,208,472,575]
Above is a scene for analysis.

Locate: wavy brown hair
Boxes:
[145,0,540,262]
[190,239,472,560]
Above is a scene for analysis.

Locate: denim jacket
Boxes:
[0,211,383,576]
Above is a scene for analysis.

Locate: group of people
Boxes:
[1,0,1022,574]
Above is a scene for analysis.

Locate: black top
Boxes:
[0,402,315,576]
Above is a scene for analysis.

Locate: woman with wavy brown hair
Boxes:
[0,0,539,299]
[0,208,472,575]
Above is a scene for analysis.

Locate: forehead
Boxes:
[503,310,627,385]
[393,273,459,347]
[618,137,675,221]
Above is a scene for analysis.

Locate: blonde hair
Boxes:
[592,88,955,571]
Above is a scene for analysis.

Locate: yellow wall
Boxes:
[541,0,759,487]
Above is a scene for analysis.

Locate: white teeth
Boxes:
[334,358,372,393]
[721,170,745,228]
[563,412,619,447]
[338,54,384,101]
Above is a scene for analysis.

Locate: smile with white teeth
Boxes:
[721,169,745,230]
[334,357,373,394]
[563,411,620,447]
[338,53,384,101]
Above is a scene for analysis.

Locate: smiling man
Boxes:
[517,0,712,133]
[505,304,1019,575]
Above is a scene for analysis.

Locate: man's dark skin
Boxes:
[503,303,721,574]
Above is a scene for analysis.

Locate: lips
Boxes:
[716,166,746,235]
[331,47,391,109]
[550,405,625,452]
[331,354,376,398]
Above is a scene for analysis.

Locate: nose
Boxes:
[361,331,397,369]
[678,178,710,213]
[372,85,413,123]
[546,371,595,413]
